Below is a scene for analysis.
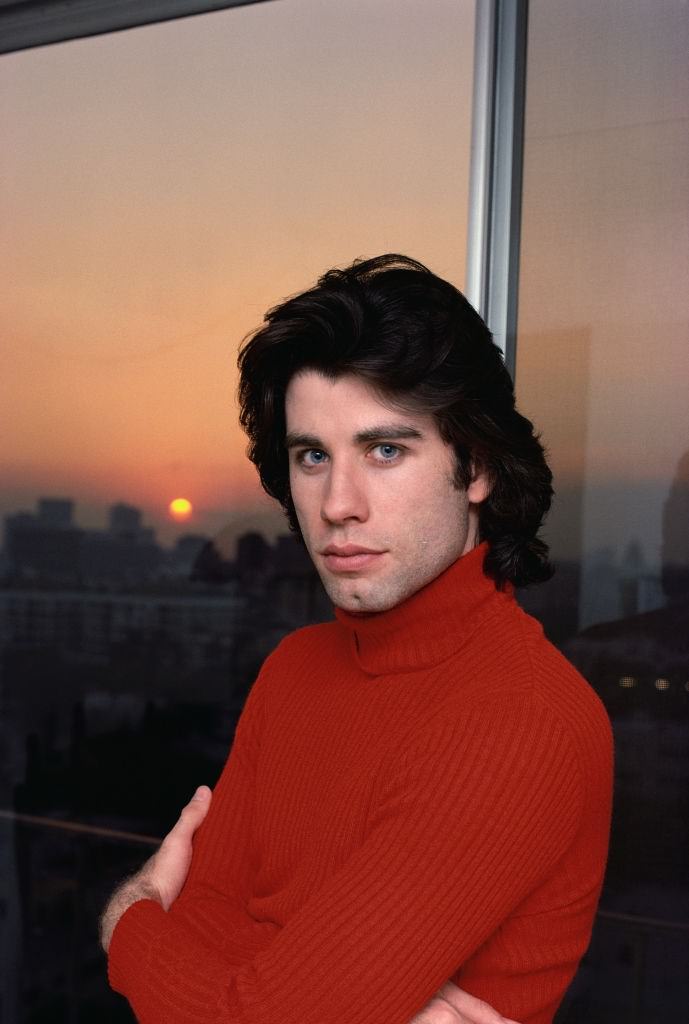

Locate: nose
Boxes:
[320,459,369,525]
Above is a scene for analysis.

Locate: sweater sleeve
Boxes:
[108,648,268,982]
[106,693,586,1024]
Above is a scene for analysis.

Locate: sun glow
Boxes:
[169,497,193,521]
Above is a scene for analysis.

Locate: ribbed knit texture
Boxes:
[108,541,613,1024]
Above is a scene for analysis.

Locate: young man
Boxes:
[101,255,613,1024]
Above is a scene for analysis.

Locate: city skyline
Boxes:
[0,486,288,551]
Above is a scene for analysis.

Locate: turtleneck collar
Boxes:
[333,541,514,676]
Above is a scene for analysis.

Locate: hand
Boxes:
[99,785,212,953]
[408,980,521,1024]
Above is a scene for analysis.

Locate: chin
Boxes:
[330,583,399,614]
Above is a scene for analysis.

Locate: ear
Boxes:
[467,461,491,505]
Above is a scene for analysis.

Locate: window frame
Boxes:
[0,0,277,55]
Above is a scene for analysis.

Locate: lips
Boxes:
[321,544,381,556]
[320,544,386,573]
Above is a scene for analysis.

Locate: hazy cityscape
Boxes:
[0,494,334,1022]
[0,491,687,1021]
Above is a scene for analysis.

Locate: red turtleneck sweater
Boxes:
[108,543,613,1024]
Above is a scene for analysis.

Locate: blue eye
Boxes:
[300,449,327,466]
[375,444,401,461]
[295,444,403,467]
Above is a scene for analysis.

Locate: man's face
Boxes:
[284,369,490,613]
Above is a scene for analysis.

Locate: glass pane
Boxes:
[516,2,689,1020]
[0,1,476,1018]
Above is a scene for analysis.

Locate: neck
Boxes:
[333,542,514,675]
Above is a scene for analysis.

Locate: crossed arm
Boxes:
[100,786,519,1024]
[99,664,582,1024]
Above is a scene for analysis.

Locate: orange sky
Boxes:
[1,0,687,564]
[0,0,475,546]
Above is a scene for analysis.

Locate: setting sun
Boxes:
[169,497,193,522]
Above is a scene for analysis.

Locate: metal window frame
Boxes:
[466,0,529,377]
[0,0,279,55]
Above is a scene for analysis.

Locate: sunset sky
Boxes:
[0,0,475,548]
[1,0,687,567]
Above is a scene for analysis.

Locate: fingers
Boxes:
[435,982,521,1024]
[169,785,212,840]
[408,981,522,1024]
[408,1005,459,1024]
[153,786,212,910]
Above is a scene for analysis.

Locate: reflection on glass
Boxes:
[0,0,476,1017]
[516,2,689,1020]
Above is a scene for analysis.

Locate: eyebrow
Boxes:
[284,424,425,450]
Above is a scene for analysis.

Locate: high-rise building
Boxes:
[37,498,73,528]
[108,503,142,539]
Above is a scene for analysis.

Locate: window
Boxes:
[516,2,689,1018]
[0,2,477,1017]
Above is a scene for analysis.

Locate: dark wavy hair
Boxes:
[237,253,554,588]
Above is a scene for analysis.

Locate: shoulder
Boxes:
[480,602,614,798]
[434,601,613,794]
[515,606,613,749]
[265,619,344,665]
[471,599,611,724]
[253,619,347,703]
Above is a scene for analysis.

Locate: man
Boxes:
[100,254,613,1024]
